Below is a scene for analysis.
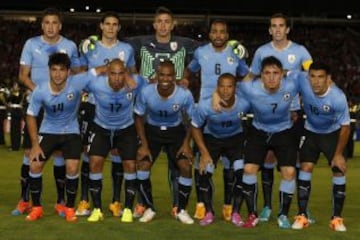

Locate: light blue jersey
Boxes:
[250,41,312,75]
[191,97,250,138]
[79,40,136,69]
[19,35,81,85]
[295,72,350,134]
[250,41,312,111]
[86,75,145,130]
[27,71,95,134]
[134,84,194,127]
[239,74,299,133]
[187,43,249,101]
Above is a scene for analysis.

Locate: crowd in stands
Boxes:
[0,18,359,102]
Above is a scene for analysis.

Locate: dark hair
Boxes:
[209,19,228,32]
[261,56,283,72]
[218,73,236,86]
[155,6,173,18]
[101,11,120,24]
[157,60,175,71]
[270,12,289,27]
[42,7,62,23]
[309,61,330,75]
[48,52,71,69]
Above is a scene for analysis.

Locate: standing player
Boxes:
[126,6,199,217]
[291,62,349,232]
[84,59,144,223]
[182,19,249,221]
[12,8,82,216]
[75,11,137,218]
[249,12,313,222]
[191,73,250,226]
[230,56,300,228]
[134,60,194,224]
[24,52,102,222]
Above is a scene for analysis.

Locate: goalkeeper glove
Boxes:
[79,35,99,54]
[227,40,248,59]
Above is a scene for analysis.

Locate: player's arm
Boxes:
[331,124,350,174]
[178,68,193,88]
[19,65,36,91]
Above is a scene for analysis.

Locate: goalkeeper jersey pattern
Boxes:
[127,35,198,81]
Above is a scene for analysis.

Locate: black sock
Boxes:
[111,162,123,203]
[261,167,274,209]
[20,164,30,201]
[80,161,89,201]
[53,165,66,203]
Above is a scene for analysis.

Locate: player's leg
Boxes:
[86,124,111,222]
[116,125,138,223]
[108,148,124,217]
[259,150,275,221]
[220,155,233,221]
[25,134,55,221]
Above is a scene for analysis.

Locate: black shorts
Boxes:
[204,132,245,167]
[88,123,138,160]
[244,126,298,167]
[38,133,82,161]
[145,123,186,164]
[299,129,347,165]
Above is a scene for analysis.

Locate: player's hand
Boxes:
[212,90,227,112]
[199,154,213,175]
[178,78,190,88]
[176,144,193,164]
[136,145,152,163]
[331,154,347,174]
[125,73,137,90]
[29,145,45,163]
[79,35,99,54]
[227,40,248,59]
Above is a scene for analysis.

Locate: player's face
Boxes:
[217,77,235,102]
[209,22,229,49]
[269,17,289,41]
[107,62,126,91]
[261,64,283,92]
[100,16,120,40]
[49,64,69,89]
[157,65,175,91]
[153,13,174,38]
[309,69,331,95]
[42,15,62,40]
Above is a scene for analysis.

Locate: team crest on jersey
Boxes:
[67,93,74,101]
[238,112,245,119]
[283,93,291,101]
[323,105,331,112]
[118,51,125,61]
[170,42,178,51]
[227,57,235,64]
[288,54,296,64]
[172,104,180,111]
[126,92,133,100]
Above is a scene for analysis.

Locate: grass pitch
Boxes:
[0,140,359,240]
